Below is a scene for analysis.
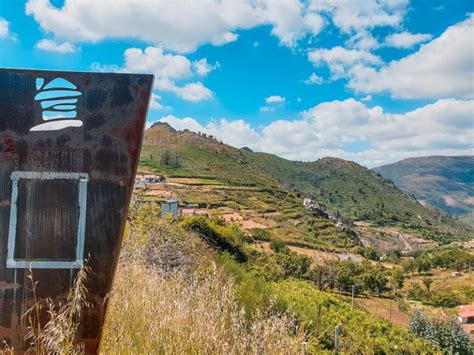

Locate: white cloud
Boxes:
[0,17,10,39]
[360,95,372,102]
[308,46,382,79]
[174,82,213,102]
[35,39,78,53]
[309,0,408,33]
[25,0,257,52]
[149,94,164,110]
[25,0,410,52]
[24,0,326,52]
[260,106,275,112]
[123,47,192,80]
[192,58,219,76]
[90,62,120,72]
[265,95,286,104]
[304,72,324,85]
[346,30,380,50]
[261,0,324,47]
[158,115,205,132]
[155,98,473,167]
[97,46,214,102]
[347,14,474,99]
[385,31,432,48]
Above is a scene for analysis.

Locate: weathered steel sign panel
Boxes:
[0,68,153,352]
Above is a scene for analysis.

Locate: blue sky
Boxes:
[0,0,473,167]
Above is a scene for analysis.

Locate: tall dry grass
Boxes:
[100,204,308,354]
[100,262,306,354]
[24,265,90,355]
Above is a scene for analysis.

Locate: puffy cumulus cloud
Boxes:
[345,30,380,50]
[265,95,286,104]
[95,46,215,102]
[174,82,213,102]
[123,47,192,80]
[309,0,408,48]
[206,119,263,148]
[385,31,432,48]
[158,115,205,132]
[261,0,324,47]
[0,17,10,38]
[149,94,164,110]
[309,0,408,33]
[35,39,78,53]
[261,95,286,112]
[154,98,473,167]
[25,0,326,52]
[304,72,324,85]
[192,58,219,76]
[308,46,382,79]
[25,0,256,52]
[347,14,474,99]
[25,0,411,52]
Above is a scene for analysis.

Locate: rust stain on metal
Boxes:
[0,68,153,353]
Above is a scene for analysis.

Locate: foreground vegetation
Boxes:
[100,203,441,354]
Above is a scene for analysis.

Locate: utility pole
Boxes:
[351,285,355,308]
[335,325,340,354]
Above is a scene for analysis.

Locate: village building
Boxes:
[179,208,209,217]
[161,200,178,218]
[135,174,165,186]
[457,304,474,340]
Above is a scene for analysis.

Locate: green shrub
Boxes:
[409,311,471,354]
[269,239,290,254]
[407,283,428,301]
[180,216,248,262]
[430,290,461,308]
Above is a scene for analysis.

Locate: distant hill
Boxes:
[140,124,472,245]
[374,156,474,225]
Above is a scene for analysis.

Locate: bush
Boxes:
[269,239,290,254]
[407,283,428,301]
[430,290,461,308]
[409,311,471,354]
[180,216,248,262]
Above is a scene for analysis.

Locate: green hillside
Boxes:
[374,156,474,225]
[139,123,472,245]
[245,152,472,243]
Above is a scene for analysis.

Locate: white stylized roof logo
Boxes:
[31,77,83,132]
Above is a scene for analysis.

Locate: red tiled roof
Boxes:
[458,304,474,318]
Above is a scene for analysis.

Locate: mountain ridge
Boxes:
[140,125,473,245]
[374,155,474,225]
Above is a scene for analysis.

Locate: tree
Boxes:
[390,268,405,289]
[334,261,361,292]
[362,268,388,297]
[422,277,433,293]
[415,257,432,274]
[401,258,415,275]
[309,263,339,291]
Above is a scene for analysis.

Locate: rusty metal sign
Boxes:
[0,68,153,352]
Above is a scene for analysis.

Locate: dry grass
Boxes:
[100,206,307,354]
[100,262,306,354]
[22,266,89,355]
